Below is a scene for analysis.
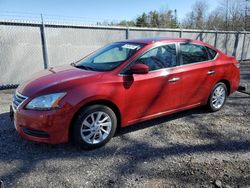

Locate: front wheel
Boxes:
[72,105,117,149]
[207,82,227,112]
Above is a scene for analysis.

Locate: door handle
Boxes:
[168,77,180,83]
[208,70,215,75]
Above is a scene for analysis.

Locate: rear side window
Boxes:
[180,43,209,65]
[206,47,218,59]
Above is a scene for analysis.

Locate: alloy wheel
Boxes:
[80,111,112,144]
[211,85,226,109]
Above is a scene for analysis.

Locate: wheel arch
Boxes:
[68,99,121,140]
[217,79,231,95]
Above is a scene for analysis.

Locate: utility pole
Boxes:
[174,9,178,28]
[245,0,250,30]
[226,0,229,30]
[40,14,49,69]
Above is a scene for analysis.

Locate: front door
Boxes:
[122,43,182,124]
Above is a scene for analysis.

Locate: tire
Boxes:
[72,105,117,149]
[207,82,227,112]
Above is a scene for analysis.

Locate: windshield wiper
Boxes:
[70,62,76,66]
[74,64,98,71]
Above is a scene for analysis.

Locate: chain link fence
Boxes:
[0,20,250,88]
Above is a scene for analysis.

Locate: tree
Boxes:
[218,0,245,30]
[116,7,179,28]
[181,0,248,30]
[118,20,135,27]
[115,0,249,31]
[182,11,195,29]
[149,11,160,27]
[171,9,179,28]
[206,8,225,30]
[136,12,148,27]
[182,0,208,29]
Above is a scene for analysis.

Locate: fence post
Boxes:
[126,27,130,39]
[240,31,247,63]
[232,31,239,57]
[213,27,218,47]
[225,32,228,55]
[179,28,182,38]
[40,14,49,69]
[199,31,203,41]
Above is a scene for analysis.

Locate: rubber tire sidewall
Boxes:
[72,105,117,149]
[207,82,227,112]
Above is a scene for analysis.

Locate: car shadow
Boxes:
[0,105,208,139]
[0,96,250,187]
[116,106,208,137]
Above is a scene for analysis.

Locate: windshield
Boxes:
[74,42,145,71]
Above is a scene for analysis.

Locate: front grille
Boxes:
[12,91,28,111]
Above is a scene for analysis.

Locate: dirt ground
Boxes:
[0,62,249,188]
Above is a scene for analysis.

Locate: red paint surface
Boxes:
[14,38,240,144]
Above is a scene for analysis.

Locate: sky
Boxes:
[0,0,220,24]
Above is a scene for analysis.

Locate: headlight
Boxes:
[26,93,66,110]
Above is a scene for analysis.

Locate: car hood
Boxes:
[18,65,103,97]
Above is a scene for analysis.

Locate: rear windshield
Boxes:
[74,42,145,71]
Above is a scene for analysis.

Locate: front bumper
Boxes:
[12,106,73,144]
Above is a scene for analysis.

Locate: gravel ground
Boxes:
[0,63,250,188]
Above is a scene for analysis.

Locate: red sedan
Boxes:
[11,38,240,149]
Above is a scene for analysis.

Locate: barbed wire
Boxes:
[0,10,180,27]
[0,10,123,25]
[0,10,249,31]
[0,10,111,21]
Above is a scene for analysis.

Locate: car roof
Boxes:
[119,37,206,45]
[118,37,218,51]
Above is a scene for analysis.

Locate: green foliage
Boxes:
[135,12,149,27]
[116,0,248,30]
[118,20,135,27]
[117,9,179,28]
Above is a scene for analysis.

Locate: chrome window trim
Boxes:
[174,53,219,68]
[178,42,219,67]
[175,53,219,68]
[119,42,179,76]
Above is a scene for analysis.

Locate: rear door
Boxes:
[178,42,216,107]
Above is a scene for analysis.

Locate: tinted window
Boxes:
[75,43,145,71]
[206,47,218,59]
[180,43,209,65]
[136,44,177,71]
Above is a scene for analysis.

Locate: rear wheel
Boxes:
[72,105,117,149]
[207,82,227,112]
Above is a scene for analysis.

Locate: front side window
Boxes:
[135,44,177,71]
[74,42,145,71]
[180,43,209,65]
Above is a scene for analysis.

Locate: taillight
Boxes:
[230,57,240,68]
[234,63,240,68]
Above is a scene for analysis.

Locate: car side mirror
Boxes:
[129,63,149,74]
